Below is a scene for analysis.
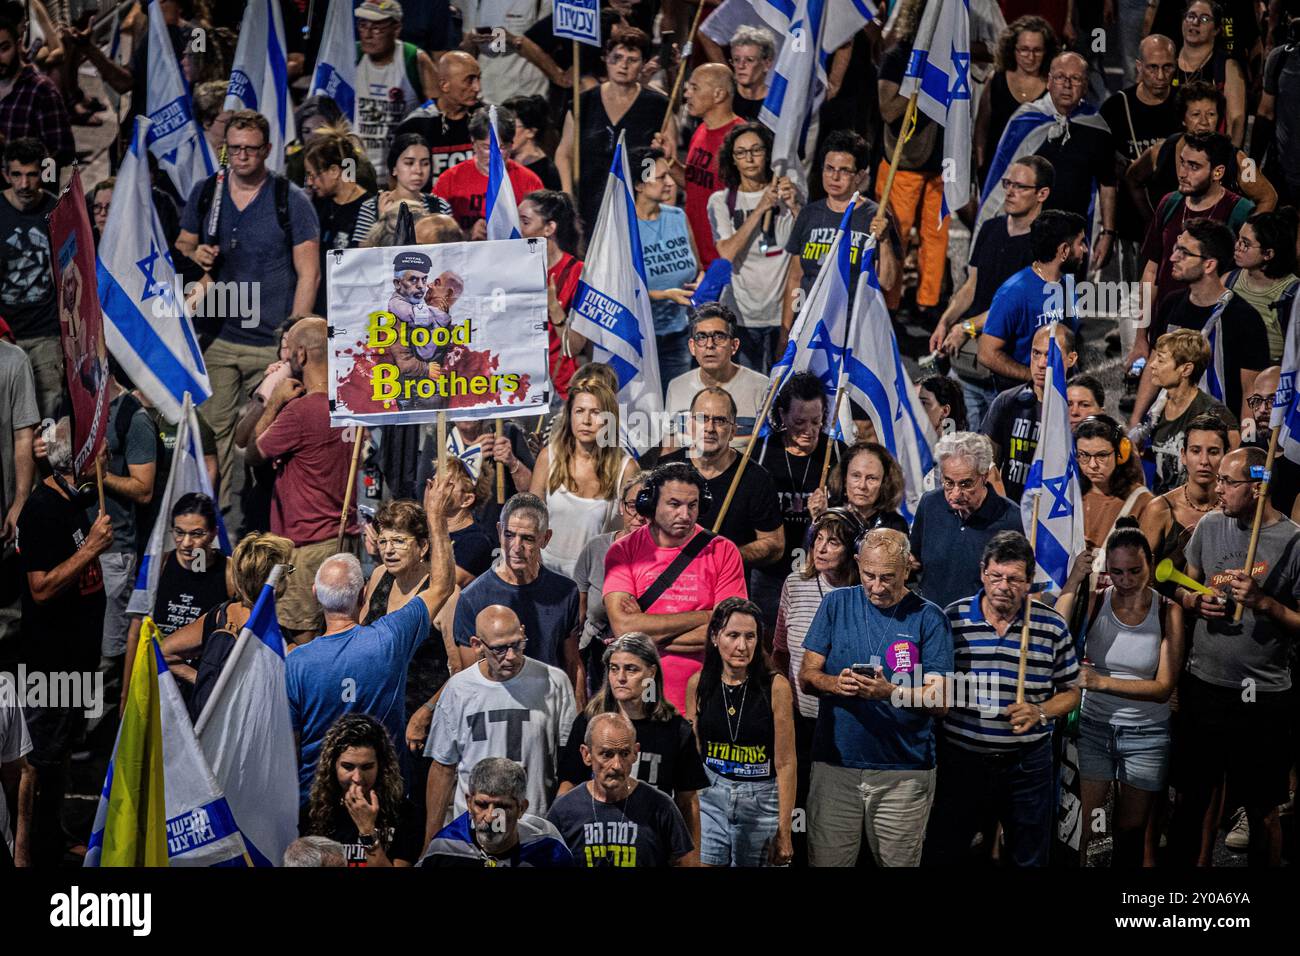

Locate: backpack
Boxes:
[1156,190,1253,234]
[195,172,295,264]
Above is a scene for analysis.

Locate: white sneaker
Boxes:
[1224,807,1249,851]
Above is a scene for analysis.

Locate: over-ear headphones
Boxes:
[1079,415,1131,464]
[816,506,867,553]
[635,462,714,518]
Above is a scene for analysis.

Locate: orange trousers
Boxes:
[875,161,949,309]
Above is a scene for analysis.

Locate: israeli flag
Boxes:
[126,393,231,620]
[87,620,250,867]
[900,0,973,224]
[309,0,358,124]
[100,3,127,114]
[568,132,664,449]
[224,0,296,173]
[194,571,299,867]
[767,199,856,443]
[758,0,876,190]
[485,106,521,241]
[146,0,214,198]
[99,117,211,425]
[1273,293,1300,465]
[843,250,937,521]
[975,93,1109,239]
[1198,291,1232,405]
[1021,323,1086,592]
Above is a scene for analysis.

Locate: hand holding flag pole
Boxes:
[1232,423,1280,622]
[1015,493,1040,704]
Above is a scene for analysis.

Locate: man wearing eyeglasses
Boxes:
[1168,446,1300,866]
[923,531,1081,866]
[424,603,577,845]
[663,303,771,451]
[1241,366,1300,521]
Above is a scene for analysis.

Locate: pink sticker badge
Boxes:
[886,640,919,674]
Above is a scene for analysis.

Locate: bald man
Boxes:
[355,0,438,180]
[654,62,742,267]
[396,51,481,182]
[246,316,362,633]
[1242,366,1300,518]
[1101,35,1181,356]
[423,603,577,844]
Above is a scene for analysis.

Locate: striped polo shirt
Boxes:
[942,590,1079,754]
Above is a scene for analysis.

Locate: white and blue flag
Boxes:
[100,117,211,425]
[194,572,299,867]
[1198,291,1232,405]
[568,132,664,450]
[1021,323,1086,592]
[225,0,296,173]
[758,0,876,189]
[975,93,1109,239]
[126,392,231,620]
[485,105,521,241]
[1274,294,1300,464]
[86,626,250,867]
[309,0,358,124]
[843,250,937,520]
[146,0,214,198]
[899,0,973,224]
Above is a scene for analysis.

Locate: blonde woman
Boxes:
[530,380,638,577]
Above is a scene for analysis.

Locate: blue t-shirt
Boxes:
[639,204,697,336]
[179,174,320,348]
[286,598,429,800]
[453,566,580,668]
[982,266,1081,368]
[802,588,954,770]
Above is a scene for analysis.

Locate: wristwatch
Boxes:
[357,831,378,850]
[1036,706,1048,727]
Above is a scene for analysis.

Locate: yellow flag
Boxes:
[101,618,168,866]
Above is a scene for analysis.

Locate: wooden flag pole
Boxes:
[94,456,106,515]
[660,0,709,136]
[572,40,581,187]
[437,411,448,473]
[1015,493,1041,704]
[495,418,506,504]
[336,428,363,551]
[711,376,781,533]
[1233,424,1281,622]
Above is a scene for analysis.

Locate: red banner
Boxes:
[51,168,109,476]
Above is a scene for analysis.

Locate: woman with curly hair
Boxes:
[976,16,1057,185]
[303,713,423,867]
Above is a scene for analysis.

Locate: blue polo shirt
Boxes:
[802,588,954,770]
[983,266,1081,369]
[909,488,1024,609]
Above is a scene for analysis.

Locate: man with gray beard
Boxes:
[11,417,112,866]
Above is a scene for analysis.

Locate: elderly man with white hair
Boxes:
[286,473,457,804]
[909,432,1023,609]
[798,528,954,867]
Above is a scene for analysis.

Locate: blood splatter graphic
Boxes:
[336,339,395,414]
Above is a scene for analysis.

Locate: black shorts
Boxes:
[1171,673,1293,810]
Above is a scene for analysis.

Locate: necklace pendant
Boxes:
[727,706,737,716]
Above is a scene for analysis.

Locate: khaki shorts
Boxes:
[277,536,360,633]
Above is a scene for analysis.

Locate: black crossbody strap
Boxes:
[637,530,715,612]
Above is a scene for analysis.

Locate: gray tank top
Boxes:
[1081,587,1169,727]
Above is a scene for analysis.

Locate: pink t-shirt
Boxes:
[603,524,747,710]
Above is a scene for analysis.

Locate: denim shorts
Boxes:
[1076,717,1170,792]
[699,765,780,866]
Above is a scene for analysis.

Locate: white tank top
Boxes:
[541,454,632,579]
[1081,587,1169,727]
[356,48,419,180]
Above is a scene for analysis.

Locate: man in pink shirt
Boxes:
[603,462,746,710]
[246,316,359,635]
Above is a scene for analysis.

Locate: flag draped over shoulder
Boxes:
[485,105,522,241]
[126,393,231,619]
[757,0,876,189]
[309,0,358,123]
[146,0,213,198]
[974,94,1108,238]
[86,620,248,867]
[99,117,211,424]
[568,133,664,449]
[1274,294,1300,464]
[194,575,299,867]
[899,0,973,224]
[224,0,296,173]
[1021,323,1085,592]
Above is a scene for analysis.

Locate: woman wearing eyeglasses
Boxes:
[809,441,909,537]
[976,17,1057,186]
[531,380,638,579]
[1174,0,1246,146]
[1075,415,1154,590]
[1226,209,1299,363]
[629,144,704,388]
